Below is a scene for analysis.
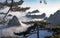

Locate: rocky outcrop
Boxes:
[8,16,21,27]
[47,10,60,25]
[8,14,12,16]
[0,12,6,15]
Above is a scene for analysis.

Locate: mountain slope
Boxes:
[47,10,60,25]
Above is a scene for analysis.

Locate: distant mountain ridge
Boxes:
[47,9,60,25]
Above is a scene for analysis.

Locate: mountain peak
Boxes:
[8,16,21,27]
[47,9,60,25]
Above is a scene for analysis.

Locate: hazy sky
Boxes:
[21,0,60,17]
[0,0,60,17]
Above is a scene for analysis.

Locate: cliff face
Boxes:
[47,10,60,25]
[8,16,21,27]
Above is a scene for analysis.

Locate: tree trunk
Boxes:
[37,26,39,38]
[6,0,7,5]
[11,0,13,10]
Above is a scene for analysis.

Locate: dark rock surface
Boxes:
[0,12,6,15]
[8,16,21,27]
[8,14,12,16]
[47,10,60,25]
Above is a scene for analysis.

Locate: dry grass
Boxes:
[0,20,8,24]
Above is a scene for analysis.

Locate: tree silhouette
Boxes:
[0,0,30,23]
[14,21,50,38]
[45,25,60,38]
[0,0,48,38]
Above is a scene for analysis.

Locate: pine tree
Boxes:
[0,0,30,24]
